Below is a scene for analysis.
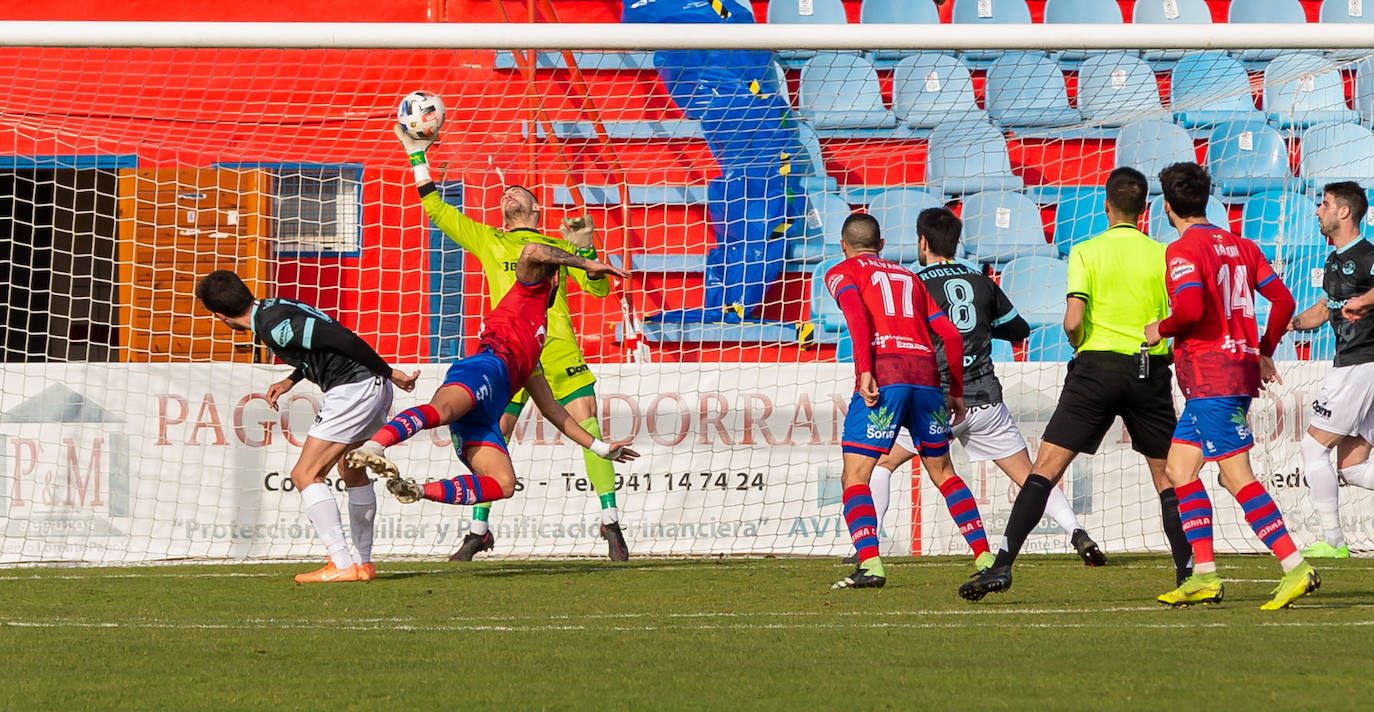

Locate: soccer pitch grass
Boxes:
[3,555,1374,711]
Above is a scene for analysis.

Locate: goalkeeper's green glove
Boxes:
[560,215,597,259]
[393,124,436,184]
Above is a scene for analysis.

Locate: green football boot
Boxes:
[1157,572,1224,607]
[1260,562,1321,610]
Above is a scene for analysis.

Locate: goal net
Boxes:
[2,19,1373,564]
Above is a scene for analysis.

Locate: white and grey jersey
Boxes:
[1324,239,1374,367]
[251,298,391,392]
[916,261,1030,406]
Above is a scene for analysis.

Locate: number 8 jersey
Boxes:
[826,254,946,392]
[1160,224,1294,399]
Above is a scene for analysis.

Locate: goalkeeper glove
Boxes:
[393,124,436,184]
[560,215,597,258]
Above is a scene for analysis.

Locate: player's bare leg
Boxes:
[347,384,476,479]
[1156,445,1225,606]
[291,436,362,583]
[1209,452,1319,609]
[833,453,887,589]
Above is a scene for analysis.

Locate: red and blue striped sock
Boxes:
[422,474,507,505]
[1176,478,1216,574]
[1237,481,1302,571]
[938,475,990,558]
[373,405,441,448]
[842,484,881,565]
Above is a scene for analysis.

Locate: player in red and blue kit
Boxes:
[1144,162,1319,610]
[826,213,984,589]
[347,243,638,509]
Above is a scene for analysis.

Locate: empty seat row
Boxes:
[769,0,1369,27]
[799,50,1371,136]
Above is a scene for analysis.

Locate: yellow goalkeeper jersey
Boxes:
[421,191,609,350]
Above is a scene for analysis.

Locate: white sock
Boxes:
[1341,460,1374,489]
[346,484,377,564]
[601,507,619,525]
[470,518,490,536]
[1301,435,1344,547]
[301,482,355,569]
[1043,485,1082,534]
[870,465,893,525]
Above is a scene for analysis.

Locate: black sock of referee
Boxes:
[991,474,1056,570]
[1158,488,1192,578]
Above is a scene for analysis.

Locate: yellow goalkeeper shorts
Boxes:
[504,337,597,415]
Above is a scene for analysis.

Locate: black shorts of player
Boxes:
[1041,350,1177,459]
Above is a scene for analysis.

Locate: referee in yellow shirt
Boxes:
[961,166,1192,600]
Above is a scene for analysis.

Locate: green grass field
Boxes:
[3,554,1373,711]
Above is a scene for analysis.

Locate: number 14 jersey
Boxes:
[1163,224,1282,399]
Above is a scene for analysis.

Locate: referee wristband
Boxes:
[589,439,613,458]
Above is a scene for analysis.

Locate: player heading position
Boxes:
[864,207,1105,569]
[826,213,981,589]
[1142,162,1314,609]
[347,243,638,516]
[1289,182,1374,559]
[961,167,1191,602]
[395,126,629,560]
[195,271,419,583]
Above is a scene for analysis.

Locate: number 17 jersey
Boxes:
[825,254,943,389]
[1163,224,1279,398]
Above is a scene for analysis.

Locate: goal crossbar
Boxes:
[0,21,1371,51]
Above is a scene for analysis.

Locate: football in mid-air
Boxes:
[397,90,446,141]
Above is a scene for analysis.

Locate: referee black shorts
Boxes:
[1041,350,1177,460]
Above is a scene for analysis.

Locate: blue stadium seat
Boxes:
[1133,0,1213,63]
[991,339,1016,362]
[1241,190,1322,262]
[1026,325,1076,361]
[1115,120,1197,192]
[811,256,848,332]
[1356,59,1374,125]
[984,52,1082,130]
[1043,0,1125,62]
[1206,120,1291,196]
[860,0,939,60]
[789,191,854,262]
[1146,194,1232,244]
[1300,122,1374,187]
[1320,0,1374,22]
[1171,52,1263,128]
[1281,250,1329,315]
[951,0,1032,63]
[1228,0,1308,62]
[1052,187,1110,257]
[892,53,980,129]
[1000,256,1069,327]
[798,53,898,129]
[793,122,839,193]
[925,119,1024,195]
[866,188,944,262]
[1264,53,1361,129]
[962,191,1056,263]
[767,0,848,62]
[1076,53,1164,127]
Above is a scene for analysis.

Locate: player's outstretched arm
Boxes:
[525,371,639,463]
[1289,301,1328,332]
[515,242,629,284]
[394,124,494,255]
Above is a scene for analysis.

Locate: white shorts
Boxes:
[1310,362,1374,442]
[893,402,1027,462]
[308,376,394,444]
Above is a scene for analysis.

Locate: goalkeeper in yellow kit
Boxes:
[395,126,629,560]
